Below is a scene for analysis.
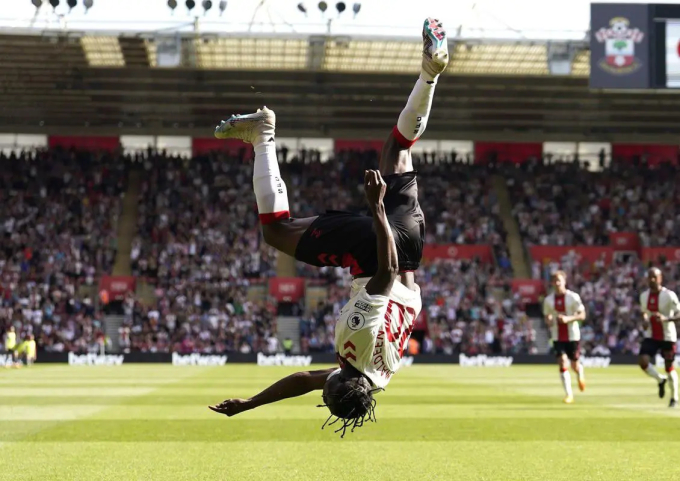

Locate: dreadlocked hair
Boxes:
[317,371,383,438]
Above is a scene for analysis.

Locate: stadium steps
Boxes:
[112,170,142,277]
[277,254,297,277]
[276,316,301,354]
[105,315,125,353]
[247,284,267,302]
[490,175,530,278]
[531,317,551,354]
[135,280,156,307]
[305,285,328,314]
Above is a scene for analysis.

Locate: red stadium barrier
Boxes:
[48,135,120,152]
[334,139,384,152]
[474,141,542,164]
[192,138,253,159]
[422,244,493,263]
[609,232,640,251]
[529,246,614,264]
[642,247,680,263]
[269,277,305,302]
[511,279,545,304]
[612,143,679,165]
[99,276,136,302]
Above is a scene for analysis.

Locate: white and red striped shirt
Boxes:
[640,287,680,342]
[543,290,584,342]
[334,278,422,389]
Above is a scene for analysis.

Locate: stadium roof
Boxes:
[2,0,591,40]
[0,28,678,142]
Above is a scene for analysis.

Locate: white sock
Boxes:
[560,370,573,397]
[644,364,666,382]
[395,76,436,143]
[670,370,679,401]
[253,140,290,224]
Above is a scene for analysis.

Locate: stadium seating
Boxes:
[0,148,126,353]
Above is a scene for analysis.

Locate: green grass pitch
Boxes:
[2,364,680,480]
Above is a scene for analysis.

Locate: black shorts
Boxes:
[553,341,581,361]
[295,172,424,277]
[639,338,677,359]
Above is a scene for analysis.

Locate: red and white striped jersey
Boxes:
[334,277,422,389]
[640,287,680,342]
[543,290,585,342]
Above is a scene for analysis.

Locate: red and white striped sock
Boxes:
[393,76,437,149]
[253,139,290,225]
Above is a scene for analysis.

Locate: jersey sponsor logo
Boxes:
[257,353,312,367]
[353,301,372,313]
[172,353,228,366]
[68,352,124,366]
[348,312,366,330]
[459,354,513,367]
[580,356,611,368]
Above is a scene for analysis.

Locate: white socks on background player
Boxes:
[560,369,573,398]
[395,75,437,145]
[644,364,666,382]
[253,137,290,224]
[670,369,679,401]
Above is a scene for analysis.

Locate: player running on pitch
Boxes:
[543,270,587,404]
[639,267,680,408]
[208,18,449,436]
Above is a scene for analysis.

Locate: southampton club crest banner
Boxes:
[590,3,650,89]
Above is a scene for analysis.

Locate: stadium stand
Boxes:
[0,147,126,353]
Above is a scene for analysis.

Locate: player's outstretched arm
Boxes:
[363,170,399,297]
[209,368,336,417]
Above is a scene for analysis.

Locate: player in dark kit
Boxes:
[208,18,449,436]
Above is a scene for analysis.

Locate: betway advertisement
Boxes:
[30,352,659,367]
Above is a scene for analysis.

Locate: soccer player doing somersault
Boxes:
[208,18,449,437]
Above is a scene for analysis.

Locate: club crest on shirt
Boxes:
[354,301,372,313]
[348,312,366,331]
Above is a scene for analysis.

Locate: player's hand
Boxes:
[656,313,668,322]
[208,399,250,417]
[364,170,386,212]
[557,314,567,324]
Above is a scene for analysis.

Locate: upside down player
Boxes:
[208,18,449,436]
[543,271,587,404]
[639,267,680,408]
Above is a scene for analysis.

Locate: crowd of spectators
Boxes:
[534,252,680,355]
[299,258,530,356]
[13,146,680,357]
[507,160,680,247]
[133,151,278,286]
[0,147,126,353]
[117,283,281,354]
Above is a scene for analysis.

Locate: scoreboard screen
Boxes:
[590,3,680,89]
[665,20,680,87]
